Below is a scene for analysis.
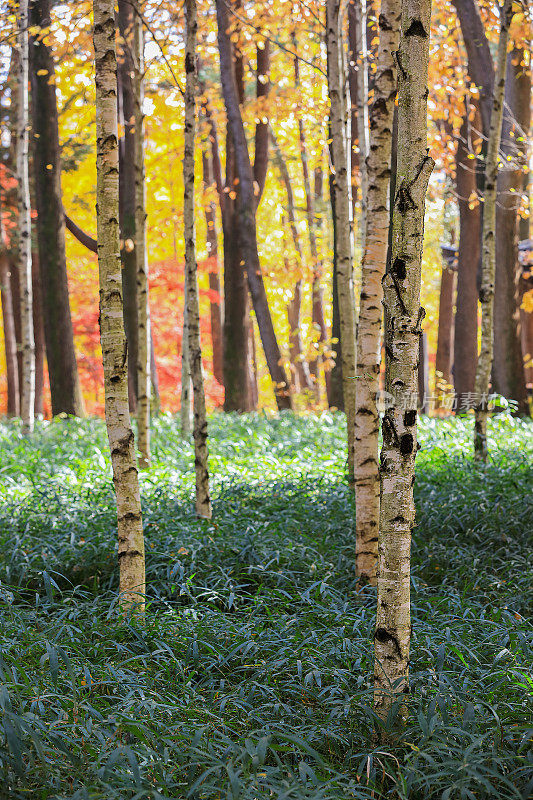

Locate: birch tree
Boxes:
[474,0,514,462]
[184,0,212,519]
[133,8,151,468]
[354,0,400,583]
[93,0,145,610]
[16,0,35,434]
[326,0,357,484]
[374,0,434,723]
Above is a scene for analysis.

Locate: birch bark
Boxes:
[16,0,35,434]
[326,0,356,483]
[184,0,212,519]
[474,0,513,462]
[354,0,400,583]
[374,0,434,723]
[133,10,151,468]
[93,0,145,611]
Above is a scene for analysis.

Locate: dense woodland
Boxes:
[0,0,532,797]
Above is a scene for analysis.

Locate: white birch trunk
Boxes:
[374,0,434,724]
[93,0,145,611]
[326,0,357,484]
[134,9,151,469]
[354,0,401,583]
[354,0,369,249]
[184,0,212,519]
[16,0,35,434]
[474,0,513,462]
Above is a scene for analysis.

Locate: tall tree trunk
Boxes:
[435,265,455,393]
[454,106,480,406]
[292,41,326,399]
[118,0,139,404]
[418,330,429,414]
[492,48,529,414]
[328,161,344,410]
[32,249,45,417]
[474,0,513,462]
[374,0,434,723]
[218,21,251,413]
[201,146,224,386]
[180,283,192,437]
[271,131,313,392]
[312,163,329,400]
[0,247,19,417]
[326,0,356,482]
[16,0,35,434]
[29,0,84,418]
[216,0,291,411]
[133,9,151,467]
[348,0,369,247]
[354,0,400,583]
[93,0,145,610]
[184,0,212,518]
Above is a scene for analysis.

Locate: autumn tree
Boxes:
[215,0,292,411]
[374,0,434,722]
[93,0,145,609]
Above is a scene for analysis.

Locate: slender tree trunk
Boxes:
[454,106,480,406]
[271,131,313,391]
[29,0,84,418]
[118,0,139,403]
[374,0,434,723]
[435,265,455,393]
[354,0,400,583]
[184,0,212,518]
[180,282,192,437]
[348,0,369,247]
[418,331,429,414]
[93,0,145,610]
[0,247,19,417]
[327,0,356,482]
[201,146,224,385]
[474,0,513,461]
[32,250,45,417]
[133,9,151,467]
[329,161,344,410]
[492,48,529,414]
[16,0,35,434]
[312,163,329,400]
[216,0,291,411]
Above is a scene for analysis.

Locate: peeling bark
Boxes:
[93,0,145,611]
[474,0,513,462]
[184,0,212,519]
[354,0,400,583]
[374,0,434,723]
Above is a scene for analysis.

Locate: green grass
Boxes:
[0,411,531,799]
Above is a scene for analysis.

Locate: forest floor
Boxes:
[0,412,531,799]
